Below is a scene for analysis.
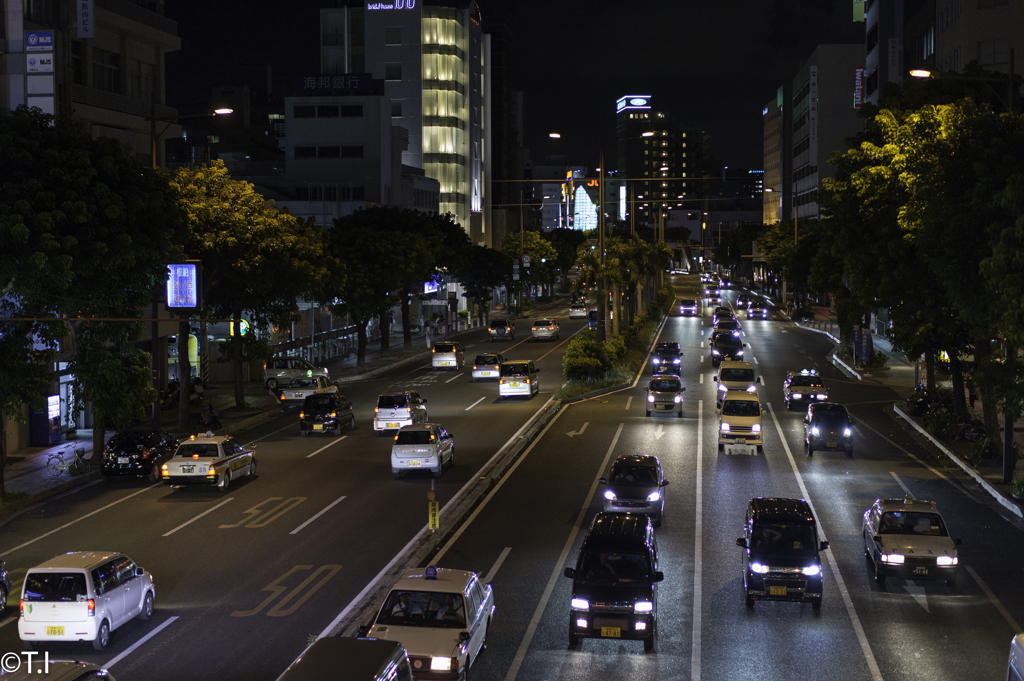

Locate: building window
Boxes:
[318,146,341,159]
[294,105,316,118]
[295,146,317,159]
[866,68,878,95]
[129,60,154,101]
[353,187,365,200]
[317,105,340,118]
[867,23,879,53]
[392,101,403,117]
[92,47,121,94]
[342,146,364,159]
[70,41,85,86]
[385,63,402,81]
[385,27,402,45]
[341,105,364,117]
[978,39,1010,65]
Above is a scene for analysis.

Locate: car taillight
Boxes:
[141,447,150,458]
[280,395,286,400]
[473,366,477,370]
[375,407,379,413]
[525,378,531,384]
[87,599,95,616]
[330,411,337,418]
[499,379,505,384]
[19,599,24,616]
[406,407,412,413]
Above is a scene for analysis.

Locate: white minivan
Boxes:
[498,360,540,399]
[19,551,155,650]
[718,391,765,453]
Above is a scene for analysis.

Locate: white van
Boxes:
[19,551,155,650]
[718,391,765,453]
[498,360,539,399]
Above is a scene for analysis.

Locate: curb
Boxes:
[893,403,1023,519]
[830,350,863,381]
[0,468,103,523]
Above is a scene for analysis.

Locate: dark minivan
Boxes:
[736,497,828,610]
[565,512,662,651]
[300,393,354,436]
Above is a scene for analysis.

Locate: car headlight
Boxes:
[881,553,904,564]
[647,491,661,502]
[802,565,821,576]
[652,358,660,364]
[750,562,770,574]
[430,657,453,671]
[817,394,826,400]
[792,392,802,400]
[604,490,617,501]
[733,331,740,337]
[810,426,819,436]
[647,394,655,403]
[718,384,728,392]
[720,422,730,432]
[673,358,680,364]
[634,601,654,613]
[751,423,761,433]
[936,555,957,567]
[844,428,852,437]
[746,384,757,393]
[571,598,590,611]
[673,395,682,403]
[736,350,743,356]
[712,349,720,355]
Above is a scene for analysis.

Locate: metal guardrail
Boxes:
[272,325,358,353]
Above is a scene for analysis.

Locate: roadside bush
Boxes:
[564,354,604,382]
[866,350,889,368]
[603,335,626,364]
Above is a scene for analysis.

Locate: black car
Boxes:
[565,513,663,651]
[803,402,855,456]
[651,342,682,373]
[711,334,744,366]
[0,559,11,614]
[712,307,735,325]
[737,497,828,610]
[300,393,355,436]
[101,428,179,481]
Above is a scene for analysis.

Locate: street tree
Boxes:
[500,230,556,305]
[457,244,506,326]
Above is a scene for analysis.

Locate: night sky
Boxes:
[165,0,864,173]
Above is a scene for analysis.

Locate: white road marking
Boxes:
[1,484,160,556]
[503,423,625,681]
[162,498,234,537]
[700,373,704,384]
[290,495,347,535]
[890,472,912,495]
[537,325,590,361]
[700,341,704,348]
[306,436,347,458]
[752,356,759,365]
[445,373,465,383]
[566,422,589,438]
[700,355,704,363]
[105,616,178,669]
[625,396,633,411]
[407,364,432,375]
[465,396,487,411]
[482,547,512,584]
[251,422,300,444]
[967,565,1023,632]
[767,403,883,680]
[692,400,704,680]
[0,616,16,629]
[903,582,930,612]
[653,424,666,440]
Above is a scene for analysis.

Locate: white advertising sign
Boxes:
[27,54,54,74]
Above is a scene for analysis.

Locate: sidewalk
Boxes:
[0,295,572,521]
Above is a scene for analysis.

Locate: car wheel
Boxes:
[349,416,356,430]
[376,430,384,438]
[654,512,662,528]
[392,469,401,480]
[807,444,814,456]
[569,615,580,646]
[718,443,724,451]
[139,591,154,621]
[434,462,443,478]
[0,585,6,614]
[148,466,160,483]
[756,445,764,453]
[846,446,854,458]
[21,640,36,651]
[93,620,111,651]
[646,410,651,417]
[301,429,309,437]
[873,555,887,585]
[217,469,231,493]
[266,378,278,390]
[677,409,683,418]
[247,459,257,478]
[863,531,871,557]
[449,447,455,467]
[643,633,655,652]
[812,598,822,611]
[745,592,754,608]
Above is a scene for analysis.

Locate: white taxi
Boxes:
[359,566,494,681]
[862,495,962,586]
[161,433,257,492]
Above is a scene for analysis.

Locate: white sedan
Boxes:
[161,433,257,492]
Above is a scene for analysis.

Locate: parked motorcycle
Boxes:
[189,404,222,431]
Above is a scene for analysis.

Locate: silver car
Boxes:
[374,391,428,436]
[568,303,588,319]
[488,319,515,341]
[391,424,454,479]
[599,455,669,526]
[431,342,464,370]
[472,353,504,381]
[531,318,560,341]
[647,374,684,417]
[264,356,328,389]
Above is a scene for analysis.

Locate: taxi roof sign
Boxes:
[425,565,438,580]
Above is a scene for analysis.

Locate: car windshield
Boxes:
[610,465,659,485]
[395,430,432,445]
[500,363,529,377]
[750,523,817,555]
[534,320,552,327]
[721,369,755,382]
[722,400,760,417]
[715,337,742,348]
[491,320,508,328]
[288,378,320,389]
[878,511,948,536]
[680,299,696,306]
[576,551,652,585]
[571,305,585,310]
[23,572,88,602]
[716,320,739,330]
[377,395,408,409]
[304,395,338,410]
[475,355,499,365]
[174,443,219,457]
[433,344,456,353]
[377,590,466,628]
[813,414,848,429]
[649,379,681,392]
[790,376,823,387]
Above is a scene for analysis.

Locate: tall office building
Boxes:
[321,1,489,244]
[762,84,792,224]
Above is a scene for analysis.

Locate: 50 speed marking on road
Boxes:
[219,497,306,529]
[231,565,342,617]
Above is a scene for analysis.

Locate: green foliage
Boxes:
[1013,474,1024,498]
[216,330,275,367]
[74,348,158,432]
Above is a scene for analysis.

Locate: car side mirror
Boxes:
[421,399,428,404]
[848,418,856,425]
[135,567,145,576]
[564,567,576,579]
[803,417,810,423]
[761,408,767,414]
[654,571,664,582]
[357,625,371,638]
[680,387,686,392]
[954,538,963,545]
[736,538,747,548]
[872,535,882,543]
[712,376,718,382]
[819,540,829,551]
[535,368,540,373]
[598,477,608,485]
[660,480,669,487]
[459,631,471,642]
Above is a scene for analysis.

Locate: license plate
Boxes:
[292,392,303,398]
[46,626,64,636]
[313,424,323,430]
[511,382,520,387]
[914,567,929,575]
[409,460,421,467]
[481,371,493,376]
[600,627,621,638]
[182,465,195,474]
[825,441,837,448]
[769,586,787,596]
[657,404,669,410]
[386,422,399,428]
[118,456,129,464]
[441,361,450,365]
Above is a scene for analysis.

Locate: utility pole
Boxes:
[598,151,607,343]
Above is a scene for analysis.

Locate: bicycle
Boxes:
[47,443,88,477]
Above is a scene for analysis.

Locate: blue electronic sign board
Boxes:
[166,263,199,308]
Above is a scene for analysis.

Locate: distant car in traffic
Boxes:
[431,342,464,370]
[712,307,735,326]
[803,402,854,456]
[374,391,428,435]
[713,361,757,408]
[487,319,515,341]
[863,495,961,586]
[718,391,763,452]
[300,393,354,436]
[472,353,504,381]
[264,356,328,390]
[0,559,11,616]
[100,428,179,482]
[678,299,699,316]
[707,293,721,305]
[273,375,337,406]
[713,318,741,336]
[647,374,684,417]
[391,424,454,478]
[531,318,560,341]
[651,341,682,373]
[735,294,751,308]
[588,309,599,330]
[4,660,120,681]
[748,301,769,319]
[710,334,744,366]
[161,433,257,491]
[569,303,589,319]
[498,360,540,399]
[783,369,828,409]
[280,638,411,681]
[599,455,669,525]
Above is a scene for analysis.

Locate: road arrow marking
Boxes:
[567,422,589,437]
[654,424,666,440]
[904,581,930,612]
